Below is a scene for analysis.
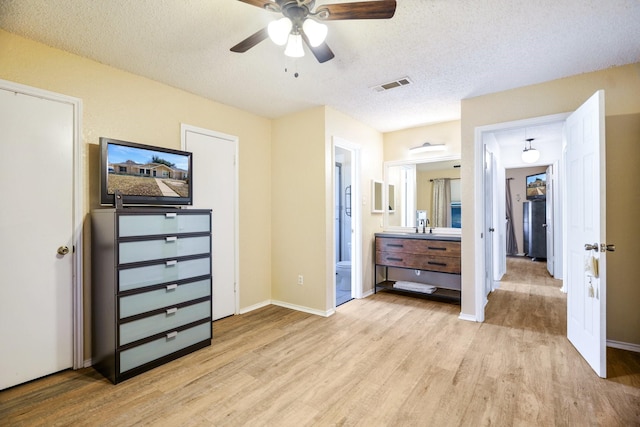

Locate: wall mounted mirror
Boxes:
[373,180,396,213]
[372,180,383,213]
[383,156,462,234]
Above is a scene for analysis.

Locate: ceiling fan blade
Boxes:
[230,27,269,53]
[317,0,397,20]
[301,33,335,63]
[236,0,277,9]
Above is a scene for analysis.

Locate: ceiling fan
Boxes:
[230,0,397,63]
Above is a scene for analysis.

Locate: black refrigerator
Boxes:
[523,200,546,260]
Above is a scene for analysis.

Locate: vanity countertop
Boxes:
[375,232,461,242]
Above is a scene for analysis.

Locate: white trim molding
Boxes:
[607,340,640,353]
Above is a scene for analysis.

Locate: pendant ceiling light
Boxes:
[521,138,540,163]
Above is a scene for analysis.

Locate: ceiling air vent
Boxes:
[371,77,413,92]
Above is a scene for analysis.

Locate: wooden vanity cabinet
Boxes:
[375,234,461,302]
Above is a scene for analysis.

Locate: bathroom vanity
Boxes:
[374,233,461,303]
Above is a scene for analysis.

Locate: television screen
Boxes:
[526,172,546,200]
[100,137,193,206]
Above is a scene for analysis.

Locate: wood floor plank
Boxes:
[1,256,639,425]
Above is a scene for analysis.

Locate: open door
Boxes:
[545,165,554,275]
[565,90,610,378]
[484,146,494,299]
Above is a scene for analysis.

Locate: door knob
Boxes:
[57,246,70,256]
[584,243,598,251]
[489,228,495,232]
[600,243,616,252]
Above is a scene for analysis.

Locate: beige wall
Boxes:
[0,30,273,358]
[461,63,640,345]
[271,107,328,311]
[271,106,384,312]
[383,120,461,162]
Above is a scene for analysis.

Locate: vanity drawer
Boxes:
[119,321,211,374]
[119,278,211,318]
[119,235,210,264]
[119,213,210,237]
[119,300,211,346]
[119,257,211,292]
[376,238,460,257]
[376,251,461,274]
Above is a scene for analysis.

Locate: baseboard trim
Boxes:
[458,313,477,322]
[271,300,334,317]
[607,339,640,353]
[238,299,271,314]
[361,289,374,298]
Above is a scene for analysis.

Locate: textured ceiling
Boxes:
[1,0,639,132]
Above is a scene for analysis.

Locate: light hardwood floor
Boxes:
[2,257,639,426]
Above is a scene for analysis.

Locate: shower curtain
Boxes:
[506,178,518,255]
[432,178,451,227]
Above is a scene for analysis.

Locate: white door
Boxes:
[566,90,607,378]
[546,165,554,275]
[183,125,237,320]
[0,89,74,389]
[484,146,494,299]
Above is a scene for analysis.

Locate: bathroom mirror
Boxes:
[372,180,383,213]
[383,156,462,234]
[372,180,395,213]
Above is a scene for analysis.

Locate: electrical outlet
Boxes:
[297,275,304,285]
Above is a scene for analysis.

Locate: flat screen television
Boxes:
[525,172,546,200]
[100,137,193,206]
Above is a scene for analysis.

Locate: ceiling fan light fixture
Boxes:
[409,142,446,154]
[521,138,540,163]
[284,33,304,58]
[302,18,328,47]
[268,17,292,46]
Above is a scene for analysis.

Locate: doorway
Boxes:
[333,137,362,308]
[473,113,568,321]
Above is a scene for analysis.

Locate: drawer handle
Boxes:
[387,257,403,262]
[165,236,177,242]
[166,307,178,315]
[428,247,447,251]
[387,244,403,248]
[166,260,177,267]
[166,284,178,291]
[428,261,447,267]
[165,213,176,218]
[166,331,178,339]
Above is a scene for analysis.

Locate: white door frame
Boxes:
[181,124,240,317]
[473,112,569,322]
[0,78,84,369]
[332,137,362,306]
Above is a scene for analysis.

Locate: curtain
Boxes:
[506,178,518,255]
[432,178,451,227]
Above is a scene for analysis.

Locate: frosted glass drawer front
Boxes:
[119,322,210,373]
[119,279,211,318]
[119,301,211,346]
[119,257,210,292]
[119,214,210,237]
[119,236,210,264]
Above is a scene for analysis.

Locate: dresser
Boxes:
[91,208,212,384]
[375,233,461,302]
